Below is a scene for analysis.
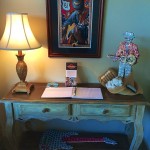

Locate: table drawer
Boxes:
[13,103,70,119]
[78,104,135,117]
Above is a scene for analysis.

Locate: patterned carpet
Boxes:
[0,131,148,150]
[18,131,130,150]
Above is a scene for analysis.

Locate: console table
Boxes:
[0,83,148,150]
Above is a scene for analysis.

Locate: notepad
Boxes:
[41,87,103,99]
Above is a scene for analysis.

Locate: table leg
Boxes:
[4,102,16,150]
[130,105,145,150]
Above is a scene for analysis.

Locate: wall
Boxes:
[0,0,150,149]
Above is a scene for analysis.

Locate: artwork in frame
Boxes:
[46,0,104,58]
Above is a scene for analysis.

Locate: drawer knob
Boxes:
[42,108,50,113]
[103,109,109,114]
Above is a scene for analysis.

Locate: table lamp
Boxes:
[0,12,41,94]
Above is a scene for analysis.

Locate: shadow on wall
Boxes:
[143,106,150,150]
[15,118,125,134]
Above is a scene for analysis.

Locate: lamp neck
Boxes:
[16,50,25,61]
[18,50,23,56]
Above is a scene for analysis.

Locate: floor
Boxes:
[0,131,148,150]
[18,131,130,150]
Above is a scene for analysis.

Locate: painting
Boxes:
[46,0,104,57]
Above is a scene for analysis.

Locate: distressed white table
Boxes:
[0,83,147,150]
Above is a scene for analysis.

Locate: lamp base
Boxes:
[12,82,34,94]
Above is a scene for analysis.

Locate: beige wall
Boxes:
[0,0,111,97]
[0,0,150,101]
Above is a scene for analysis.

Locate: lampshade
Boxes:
[0,12,41,50]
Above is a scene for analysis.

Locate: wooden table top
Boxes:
[1,82,148,105]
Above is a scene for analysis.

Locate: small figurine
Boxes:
[100,32,143,95]
[108,32,139,78]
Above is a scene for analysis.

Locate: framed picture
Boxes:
[46,0,104,58]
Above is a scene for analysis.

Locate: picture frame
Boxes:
[46,0,104,58]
